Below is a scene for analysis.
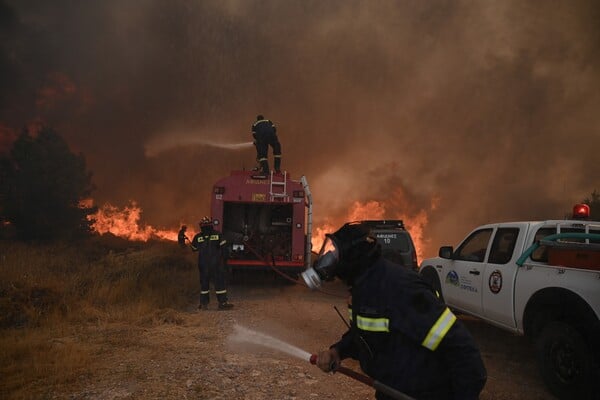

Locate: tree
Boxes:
[0,127,97,240]
[582,190,600,221]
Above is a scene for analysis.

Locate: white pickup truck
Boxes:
[419,213,600,400]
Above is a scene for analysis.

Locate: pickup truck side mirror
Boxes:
[439,246,454,259]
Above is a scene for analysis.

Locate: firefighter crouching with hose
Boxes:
[190,217,234,311]
[302,222,487,400]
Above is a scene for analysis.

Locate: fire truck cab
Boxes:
[210,170,312,276]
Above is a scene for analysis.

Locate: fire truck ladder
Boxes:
[269,170,288,201]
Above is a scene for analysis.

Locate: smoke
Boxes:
[1,0,599,256]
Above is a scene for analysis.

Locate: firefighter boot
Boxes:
[274,156,281,173]
[260,159,270,175]
[218,302,234,310]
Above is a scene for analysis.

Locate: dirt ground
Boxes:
[38,272,553,400]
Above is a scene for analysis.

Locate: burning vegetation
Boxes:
[89,201,185,242]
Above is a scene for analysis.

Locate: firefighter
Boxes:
[190,217,233,310]
[251,114,281,175]
[177,225,189,248]
[302,222,487,400]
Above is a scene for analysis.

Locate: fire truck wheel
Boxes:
[535,321,596,400]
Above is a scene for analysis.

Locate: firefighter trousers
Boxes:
[198,262,228,305]
[255,137,282,173]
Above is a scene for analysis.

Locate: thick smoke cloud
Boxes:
[1,0,599,256]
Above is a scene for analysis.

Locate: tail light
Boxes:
[293,190,304,198]
[214,186,225,194]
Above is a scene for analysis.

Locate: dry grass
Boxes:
[0,236,197,399]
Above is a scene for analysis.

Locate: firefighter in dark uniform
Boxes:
[302,223,487,400]
[190,217,233,310]
[252,114,281,175]
[177,225,189,248]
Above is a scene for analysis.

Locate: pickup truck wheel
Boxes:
[536,321,595,399]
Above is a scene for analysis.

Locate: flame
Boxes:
[85,190,435,259]
[88,201,188,242]
[79,198,94,209]
[311,191,436,263]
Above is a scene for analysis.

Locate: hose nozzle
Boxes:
[301,267,322,289]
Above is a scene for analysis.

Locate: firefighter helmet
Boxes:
[302,222,380,289]
[200,216,211,226]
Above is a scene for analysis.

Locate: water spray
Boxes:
[228,324,414,400]
[229,324,311,361]
[144,135,254,157]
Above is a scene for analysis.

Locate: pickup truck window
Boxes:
[531,228,554,261]
[488,228,519,264]
[455,228,492,262]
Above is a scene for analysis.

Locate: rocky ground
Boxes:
[30,272,553,400]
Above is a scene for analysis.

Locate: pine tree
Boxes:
[0,127,97,240]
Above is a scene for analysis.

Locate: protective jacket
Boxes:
[191,229,226,267]
[333,257,487,400]
[252,119,277,139]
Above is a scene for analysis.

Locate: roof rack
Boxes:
[357,220,405,229]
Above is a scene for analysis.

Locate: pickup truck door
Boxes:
[443,227,493,314]
[482,225,526,329]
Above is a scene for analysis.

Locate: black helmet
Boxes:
[199,216,211,226]
[302,222,380,289]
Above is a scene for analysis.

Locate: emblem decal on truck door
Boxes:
[489,270,503,294]
[445,271,459,286]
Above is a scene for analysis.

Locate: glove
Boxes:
[316,348,340,373]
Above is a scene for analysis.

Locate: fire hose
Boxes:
[309,354,416,400]
[242,241,346,298]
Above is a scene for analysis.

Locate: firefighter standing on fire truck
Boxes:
[303,223,487,400]
[190,217,233,310]
[252,115,281,175]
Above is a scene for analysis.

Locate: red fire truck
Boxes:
[210,170,313,276]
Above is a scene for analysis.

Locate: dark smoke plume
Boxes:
[1,0,599,256]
